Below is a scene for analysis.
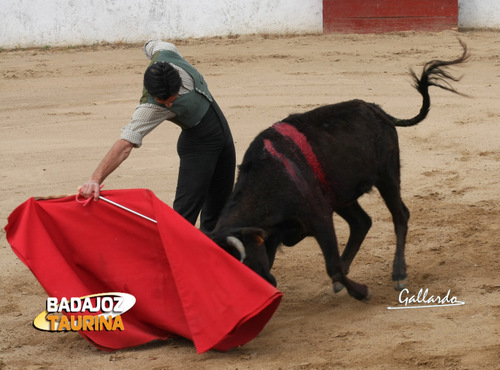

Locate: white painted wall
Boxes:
[459,0,500,29]
[0,0,499,49]
[0,0,322,48]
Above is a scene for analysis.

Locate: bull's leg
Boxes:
[333,202,372,292]
[265,237,280,269]
[337,202,373,270]
[314,221,371,302]
[376,177,410,290]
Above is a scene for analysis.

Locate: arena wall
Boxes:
[323,0,459,33]
[0,0,499,49]
[459,0,500,29]
[0,0,323,48]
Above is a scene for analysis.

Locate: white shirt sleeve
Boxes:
[120,104,176,147]
[143,40,181,59]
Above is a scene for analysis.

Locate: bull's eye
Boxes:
[255,235,264,246]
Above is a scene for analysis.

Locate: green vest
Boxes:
[140,50,213,129]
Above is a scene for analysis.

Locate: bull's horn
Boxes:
[226,236,246,263]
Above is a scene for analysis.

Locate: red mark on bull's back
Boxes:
[272,122,332,195]
[263,139,308,194]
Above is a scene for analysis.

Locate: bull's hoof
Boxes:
[394,279,408,291]
[349,284,372,302]
[333,281,345,293]
[362,287,373,303]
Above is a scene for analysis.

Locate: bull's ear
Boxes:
[241,228,266,247]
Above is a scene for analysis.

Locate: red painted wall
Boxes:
[323,0,458,33]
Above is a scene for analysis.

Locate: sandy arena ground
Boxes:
[1,31,499,369]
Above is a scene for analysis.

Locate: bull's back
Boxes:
[280,100,397,204]
[283,100,394,135]
[222,99,399,230]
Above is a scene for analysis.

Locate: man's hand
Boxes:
[80,181,102,201]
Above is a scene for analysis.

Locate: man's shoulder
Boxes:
[153,49,184,63]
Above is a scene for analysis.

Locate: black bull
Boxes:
[210,41,469,302]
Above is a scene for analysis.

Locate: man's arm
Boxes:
[80,139,134,200]
[143,40,181,59]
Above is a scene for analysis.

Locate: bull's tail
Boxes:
[393,39,470,128]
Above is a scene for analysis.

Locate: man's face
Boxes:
[154,94,179,108]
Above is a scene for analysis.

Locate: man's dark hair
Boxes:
[144,62,182,100]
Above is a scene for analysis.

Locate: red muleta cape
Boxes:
[5,189,282,353]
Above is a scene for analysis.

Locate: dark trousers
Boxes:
[173,100,236,233]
